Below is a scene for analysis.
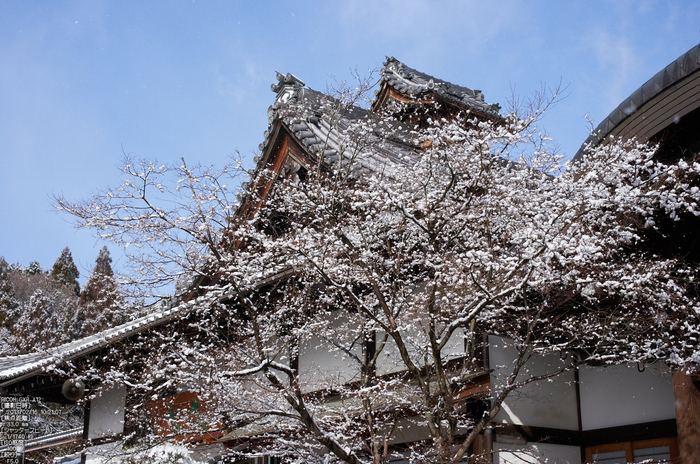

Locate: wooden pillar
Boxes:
[672,371,700,463]
[472,429,493,463]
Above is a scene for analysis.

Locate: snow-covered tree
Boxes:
[25,260,43,276]
[75,246,126,336]
[0,257,17,354]
[4,261,77,353]
[1,247,133,354]
[55,83,700,463]
[51,246,80,296]
[0,257,15,324]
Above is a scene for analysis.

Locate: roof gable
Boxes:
[372,57,501,118]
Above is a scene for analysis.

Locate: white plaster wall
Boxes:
[376,327,466,376]
[376,331,404,375]
[494,442,581,464]
[443,327,466,360]
[88,385,126,439]
[299,312,362,392]
[490,337,579,431]
[578,363,676,430]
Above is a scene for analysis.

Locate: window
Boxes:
[586,437,679,463]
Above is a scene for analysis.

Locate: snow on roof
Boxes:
[0,303,187,386]
[252,73,419,190]
[373,56,501,118]
[0,268,299,386]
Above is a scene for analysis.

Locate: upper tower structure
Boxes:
[372,56,501,119]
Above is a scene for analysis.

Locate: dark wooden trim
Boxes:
[370,82,390,112]
[493,419,677,449]
[581,419,677,447]
[239,122,319,222]
[673,370,700,463]
[574,367,585,462]
[585,437,680,463]
[373,85,498,122]
[494,424,582,447]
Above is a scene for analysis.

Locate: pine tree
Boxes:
[50,247,80,296]
[0,255,84,354]
[0,257,16,329]
[25,261,43,276]
[77,246,124,336]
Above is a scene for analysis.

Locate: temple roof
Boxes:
[373,56,501,118]
[249,72,419,191]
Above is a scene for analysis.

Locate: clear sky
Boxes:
[1,0,698,283]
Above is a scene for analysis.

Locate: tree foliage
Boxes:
[1,259,77,354]
[55,83,700,463]
[0,247,130,355]
[76,246,126,336]
[50,246,80,296]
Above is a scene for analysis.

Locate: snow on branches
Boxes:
[56,85,700,463]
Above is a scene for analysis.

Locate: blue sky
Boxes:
[1,0,698,282]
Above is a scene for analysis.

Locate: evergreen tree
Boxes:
[77,246,124,336]
[1,256,80,354]
[13,287,73,353]
[0,257,16,329]
[25,261,43,276]
[4,268,77,353]
[93,246,114,277]
[50,247,80,296]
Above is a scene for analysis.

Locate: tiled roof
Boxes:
[374,57,501,117]
[249,72,418,192]
[252,59,502,195]
[574,43,700,160]
[0,303,187,385]
[0,268,297,386]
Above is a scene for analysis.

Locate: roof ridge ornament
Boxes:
[271,72,306,104]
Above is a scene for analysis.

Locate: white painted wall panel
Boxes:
[376,331,404,375]
[578,363,675,430]
[494,442,581,464]
[490,337,579,431]
[299,312,362,392]
[87,385,126,439]
[376,327,466,376]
